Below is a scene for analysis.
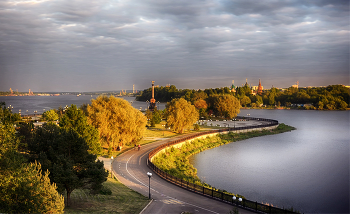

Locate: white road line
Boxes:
[124,151,219,214]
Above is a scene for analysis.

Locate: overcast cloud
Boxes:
[0,0,349,92]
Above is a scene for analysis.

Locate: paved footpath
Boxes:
[100,120,268,214]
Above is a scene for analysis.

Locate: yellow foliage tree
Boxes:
[87,96,147,150]
[213,94,241,118]
[194,99,208,109]
[165,98,199,134]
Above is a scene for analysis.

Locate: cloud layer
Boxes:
[0,0,349,91]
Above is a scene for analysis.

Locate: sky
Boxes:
[0,0,349,92]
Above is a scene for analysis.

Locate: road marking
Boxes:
[161,199,184,205]
[124,152,220,214]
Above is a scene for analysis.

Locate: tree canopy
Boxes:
[59,104,101,155]
[165,98,199,133]
[211,94,241,118]
[87,96,147,150]
[0,110,65,213]
[43,109,59,122]
[27,123,108,206]
[0,161,65,213]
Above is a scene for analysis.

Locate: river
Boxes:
[190,109,349,213]
[0,95,166,115]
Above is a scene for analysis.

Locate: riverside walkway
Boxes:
[102,120,270,214]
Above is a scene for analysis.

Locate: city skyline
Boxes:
[0,0,349,92]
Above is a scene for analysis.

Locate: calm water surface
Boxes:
[0,95,165,114]
[190,109,349,213]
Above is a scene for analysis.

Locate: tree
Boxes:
[165,98,199,133]
[212,94,241,118]
[240,96,251,107]
[194,99,208,109]
[27,123,108,206]
[0,102,21,124]
[255,95,263,107]
[87,96,147,150]
[59,105,101,155]
[43,109,59,122]
[152,109,162,124]
[0,162,65,213]
[0,122,64,213]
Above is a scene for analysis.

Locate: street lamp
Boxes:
[147,172,152,199]
[146,100,149,109]
[110,156,114,178]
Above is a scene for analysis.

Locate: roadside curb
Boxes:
[139,199,153,214]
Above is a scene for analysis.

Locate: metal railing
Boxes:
[148,117,297,213]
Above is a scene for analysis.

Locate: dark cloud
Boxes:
[0,0,348,92]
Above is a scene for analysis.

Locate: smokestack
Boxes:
[152,81,155,99]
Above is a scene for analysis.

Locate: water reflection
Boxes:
[190,110,349,213]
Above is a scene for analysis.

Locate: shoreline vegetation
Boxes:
[152,123,296,200]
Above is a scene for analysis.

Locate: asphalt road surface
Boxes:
[110,122,266,214]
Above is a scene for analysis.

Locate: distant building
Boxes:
[292,81,299,88]
[257,79,263,95]
[230,80,236,92]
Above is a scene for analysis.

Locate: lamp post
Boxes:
[146,100,149,109]
[110,156,114,178]
[147,172,152,199]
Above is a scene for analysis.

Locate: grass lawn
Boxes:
[64,177,150,214]
[103,121,212,158]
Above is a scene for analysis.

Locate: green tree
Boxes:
[0,161,65,213]
[212,94,241,118]
[255,95,263,107]
[152,109,162,124]
[165,98,199,133]
[59,104,101,155]
[0,122,64,213]
[240,96,251,107]
[27,124,108,206]
[87,96,147,150]
[0,102,21,124]
[43,109,59,122]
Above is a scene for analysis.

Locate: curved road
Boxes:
[112,120,267,214]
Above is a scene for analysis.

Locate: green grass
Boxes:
[103,121,212,158]
[64,177,150,214]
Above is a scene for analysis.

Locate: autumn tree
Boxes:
[165,98,199,133]
[59,104,101,155]
[194,99,208,109]
[87,96,147,150]
[212,94,240,118]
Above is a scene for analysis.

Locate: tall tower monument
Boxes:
[149,81,156,111]
[257,79,263,95]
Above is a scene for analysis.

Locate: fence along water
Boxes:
[147,116,297,214]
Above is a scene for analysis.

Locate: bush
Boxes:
[99,186,112,195]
